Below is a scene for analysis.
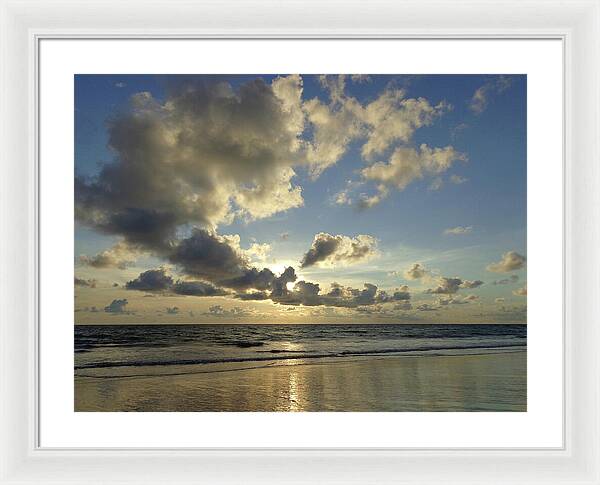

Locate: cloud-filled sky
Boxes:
[74,74,526,324]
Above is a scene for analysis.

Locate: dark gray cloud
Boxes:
[300,233,378,268]
[271,281,407,309]
[204,305,251,318]
[172,280,228,297]
[168,229,250,283]
[104,299,128,313]
[126,268,173,291]
[125,267,229,297]
[235,291,270,301]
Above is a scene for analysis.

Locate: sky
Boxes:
[74,74,527,324]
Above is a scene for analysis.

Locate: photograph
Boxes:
[74,73,527,412]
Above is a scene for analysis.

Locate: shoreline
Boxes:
[75,350,527,412]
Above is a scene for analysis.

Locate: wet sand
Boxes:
[75,350,526,412]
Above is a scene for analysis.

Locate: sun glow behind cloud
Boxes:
[74,74,526,324]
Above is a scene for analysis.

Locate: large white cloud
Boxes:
[304,75,452,178]
[76,76,309,243]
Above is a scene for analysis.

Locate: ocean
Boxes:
[75,323,526,373]
[74,324,527,411]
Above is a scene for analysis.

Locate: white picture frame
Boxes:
[0,0,598,483]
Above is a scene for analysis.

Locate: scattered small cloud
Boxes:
[104,299,128,313]
[403,263,429,280]
[444,226,473,236]
[74,277,96,288]
[300,233,378,268]
[425,277,483,295]
[205,305,251,318]
[513,286,527,296]
[450,123,468,141]
[350,74,371,84]
[449,174,468,185]
[469,76,513,114]
[428,177,443,191]
[493,275,519,285]
[115,82,126,88]
[486,251,526,273]
[78,241,137,269]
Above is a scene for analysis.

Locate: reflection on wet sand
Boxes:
[75,351,526,412]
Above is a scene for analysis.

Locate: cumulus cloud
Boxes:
[425,277,464,295]
[425,277,483,295]
[104,299,128,313]
[74,277,96,288]
[513,286,527,296]
[304,75,452,178]
[243,242,271,262]
[486,251,526,273]
[75,76,310,246]
[79,241,137,269]
[75,76,464,312]
[125,266,229,296]
[403,263,429,280]
[172,280,228,297]
[360,144,466,206]
[271,280,408,309]
[300,233,378,268]
[461,279,484,289]
[126,268,173,291]
[469,76,513,114]
[444,226,472,235]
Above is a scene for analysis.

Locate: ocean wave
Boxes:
[74,342,526,371]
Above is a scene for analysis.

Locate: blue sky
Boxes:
[74,74,527,323]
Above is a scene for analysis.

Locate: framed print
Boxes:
[1,0,599,484]
[73,71,528,414]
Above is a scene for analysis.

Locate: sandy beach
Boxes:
[75,350,526,412]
